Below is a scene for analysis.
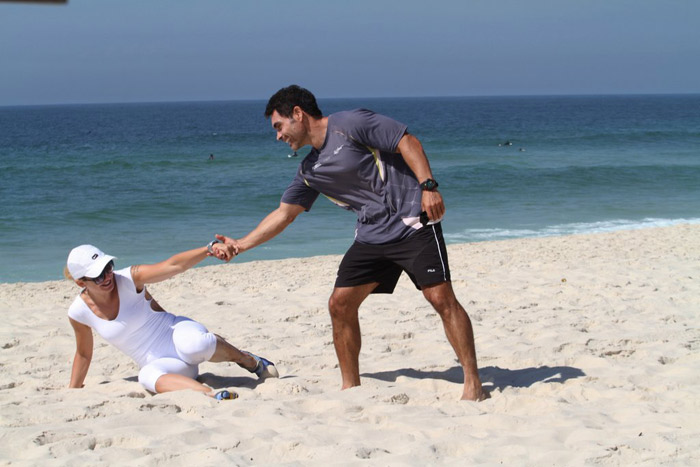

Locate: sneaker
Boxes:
[214,390,238,400]
[244,351,280,379]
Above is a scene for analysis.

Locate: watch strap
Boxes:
[420,178,439,191]
[207,240,221,254]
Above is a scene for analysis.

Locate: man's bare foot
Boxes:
[341,381,361,390]
[461,385,491,401]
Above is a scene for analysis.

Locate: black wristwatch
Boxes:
[419,178,439,191]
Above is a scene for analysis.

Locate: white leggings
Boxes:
[138,319,217,393]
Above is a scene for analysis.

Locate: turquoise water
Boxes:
[1,95,699,283]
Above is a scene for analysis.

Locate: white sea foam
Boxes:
[445,217,700,244]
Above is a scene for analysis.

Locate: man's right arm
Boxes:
[216,202,305,255]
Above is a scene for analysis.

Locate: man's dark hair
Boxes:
[264,85,323,119]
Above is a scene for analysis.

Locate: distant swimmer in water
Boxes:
[208,154,215,160]
[519,147,526,152]
[288,151,298,158]
[498,141,513,147]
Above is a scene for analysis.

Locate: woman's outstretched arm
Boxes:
[131,243,231,289]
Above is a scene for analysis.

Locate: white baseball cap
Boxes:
[66,245,116,279]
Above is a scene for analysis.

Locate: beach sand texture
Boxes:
[1,225,699,465]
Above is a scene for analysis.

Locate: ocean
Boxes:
[1,95,699,283]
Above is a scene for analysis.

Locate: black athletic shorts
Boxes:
[335,223,451,294]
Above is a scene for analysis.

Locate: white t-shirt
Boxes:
[68,267,179,367]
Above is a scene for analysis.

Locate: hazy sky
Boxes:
[1,0,699,105]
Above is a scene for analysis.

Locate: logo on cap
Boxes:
[92,254,99,260]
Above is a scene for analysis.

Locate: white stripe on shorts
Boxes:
[430,224,447,282]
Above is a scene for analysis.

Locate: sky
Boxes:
[1,0,699,106]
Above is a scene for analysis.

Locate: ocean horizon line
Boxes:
[3,92,699,109]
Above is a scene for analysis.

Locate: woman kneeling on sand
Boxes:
[65,243,278,400]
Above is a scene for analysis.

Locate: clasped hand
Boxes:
[207,239,237,262]
[206,234,242,263]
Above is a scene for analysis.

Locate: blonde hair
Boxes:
[64,266,76,282]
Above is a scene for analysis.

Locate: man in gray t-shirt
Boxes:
[217,85,486,401]
[281,108,423,244]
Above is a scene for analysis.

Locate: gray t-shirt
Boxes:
[281,109,426,244]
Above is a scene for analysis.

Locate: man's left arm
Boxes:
[396,133,445,222]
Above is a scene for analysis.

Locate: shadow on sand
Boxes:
[124,365,585,392]
[362,365,586,390]
[124,373,268,391]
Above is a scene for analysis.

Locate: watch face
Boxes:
[421,179,438,190]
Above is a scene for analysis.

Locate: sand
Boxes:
[1,224,699,465]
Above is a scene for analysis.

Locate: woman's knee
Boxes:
[140,358,198,392]
[172,321,217,365]
[138,365,163,393]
